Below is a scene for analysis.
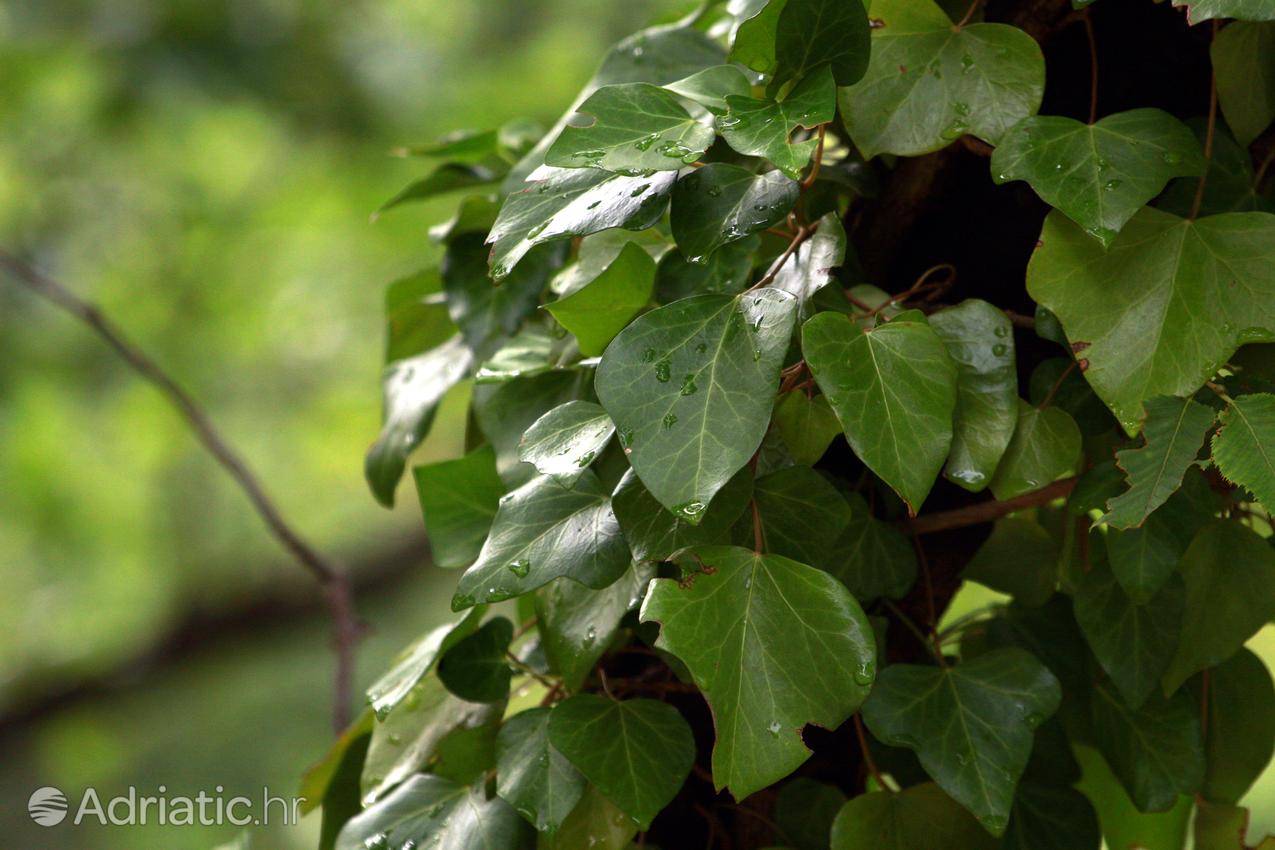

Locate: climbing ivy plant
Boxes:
[309,0,1275,848]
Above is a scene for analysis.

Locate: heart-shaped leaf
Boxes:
[719,66,837,179]
[495,707,586,834]
[518,401,617,485]
[830,784,997,850]
[1090,683,1204,813]
[670,164,799,263]
[413,446,506,568]
[336,775,529,850]
[546,242,656,357]
[989,402,1081,501]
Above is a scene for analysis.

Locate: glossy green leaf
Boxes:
[442,233,560,352]
[366,609,485,720]
[495,707,587,834]
[366,335,473,507]
[518,401,616,485]
[1000,783,1101,850]
[1026,208,1275,433]
[384,267,451,364]
[395,128,499,162]
[655,237,759,302]
[375,164,500,217]
[1074,558,1185,709]
[1172,0,1275,23]
[473,371,580,485]
[535,561,655,691]
[1105,470,1216,602]
[989,402,1081,501]
[839,0,1045,157]
[719,66,837,179]
[488,165,674,280]
[803,311,958,513]
[1192,647,1275,803]
[745,465,854,572]
[611,466,754,562]
[1102,396,1216,529]
[1213,393,1275,509]
[413,446,505,568]
[337,774,529,850]
[1158,120,1273,218]
[642,545,877,800]
[545,83,714,173]
[437,617,514,703]
[670,164,799,263]
[1090,682,1204,813]
[1213,22,1275,147]
[771,213,847,312]
[775,778,847,850]
[452,471,631,609]
[830,783,996,850]
[830,492,917,601]
[537,786,637,850]
[594,288,798,519]
[548,695,695,828]
[1162,520,1275,693]
[1073,745,1193,850]
[963,519,1058,607]
[664,65,752,114]
[773,391,842,466]
[546,242,655,357]
[991,110,1204,246]
[929,300,1018,492]
[774,0,871,86]
[861,648,1062,833]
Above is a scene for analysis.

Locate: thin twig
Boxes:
[750,224,812,291]
[1255,145,1275,192]
[910,537,947,665]
[853,714,888,790]
[844,290,875,312]
[955,0,982,29]
[1190,20,1220,220]
[1082,9,1099,124]
[881,599,941,663]
[0,249,360,732]
[1004,309,1036,329]
[800,124,827,189]
[905,477,1078,535]
[862,263,956,319]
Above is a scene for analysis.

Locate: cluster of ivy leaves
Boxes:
[306,0,1275,848]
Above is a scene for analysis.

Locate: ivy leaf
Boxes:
[929,300,1019,492]
[830,783,996,850]
[1105,470,1216,602]
[495,707,586,834]
[803,312,958,514]
[487,165,674,280]
[518,401,617,486]
[1090,682,1204,813]
[963,519,1058,607]
[535,562,656,691]
[774,0,871,86]
[336,774,529,850]
[1190,647,1275,804]
[771,213,847,312]
[1212,22,1275,147]
[773,391,842,465]
[594,288,798,520]
[545,242,656,357]
[861,648,1062,833]
[437,617,515,703]
[1072,745,1194,850]
[990,110,1205,247]
[1158,120,1274,218]
[547,695,696,829]
[1026,208,1275,434]
[366,610,485,720]
[745,465,855,572]
[656,237,759,302]
[1171,0,1275,24]
[1162,520,1275,694]
[375,164,499,218]
[1102,396,1216,530]
[664,65,752,114]
[1074,557,1185,710]
[989,402,1081,501]
[611,467,754,562]
[452,471,631,610]
[719,66,837,179]
[838,0,1045,158]
[366,335,473,507]
[545,83,714,173]
[642,545,877,800]
[384,267,451,364]
[442,234,558,352]
[1000,783,1101,850]
[1193,802,1270,850]
[539,786,638,850]
[670,164,799,263]
[413,446,505,568]
[1212,393,1275,510]
[831,492,917,601]
[473,371,579,485]
[394,128,499,162]
[775,778,847,850]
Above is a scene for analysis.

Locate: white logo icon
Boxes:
[29,786,69,826]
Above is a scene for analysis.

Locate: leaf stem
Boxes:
[750,224,812,290]
[905,476,1079,535]
[800,125,827,189]
[1082,9,1099,124]
[1190,20,1220,221]
[882,598,943,663]
[853,713,890,791]
[954,0,982,29]
[1037,359,1078,409]
[862,263,956,319]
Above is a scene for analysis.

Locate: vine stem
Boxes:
[750,224,812,290]
[881,598,942,663]
[905,476,1079,535]
[0,248,360,732]
[853,713,889,791]
[800,124,827,189]
[1190,19,1220,221]
[1082,9,1099,124]
[955,0,982,29]
[862,263,956,319]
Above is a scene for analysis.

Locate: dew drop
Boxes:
[992,343,1008,356]
[634,133,659,151]
[706,185,723,198]
[575,450,596,468]
[655,360,672,382]
[662,412,678,429]
[629,184,650,198]
[768,721,782,736]
[853,663,874,685]
[642,347,657,362]
[1163,151,1182,165]
[993,324,1010,338]
[960,53,975,72]
[679,374,698,395]
[1103,179,1122,190]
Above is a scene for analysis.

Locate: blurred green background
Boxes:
[1,1,1273,847]
[0,0,682,846]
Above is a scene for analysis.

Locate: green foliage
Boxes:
[342,3,1275,849]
